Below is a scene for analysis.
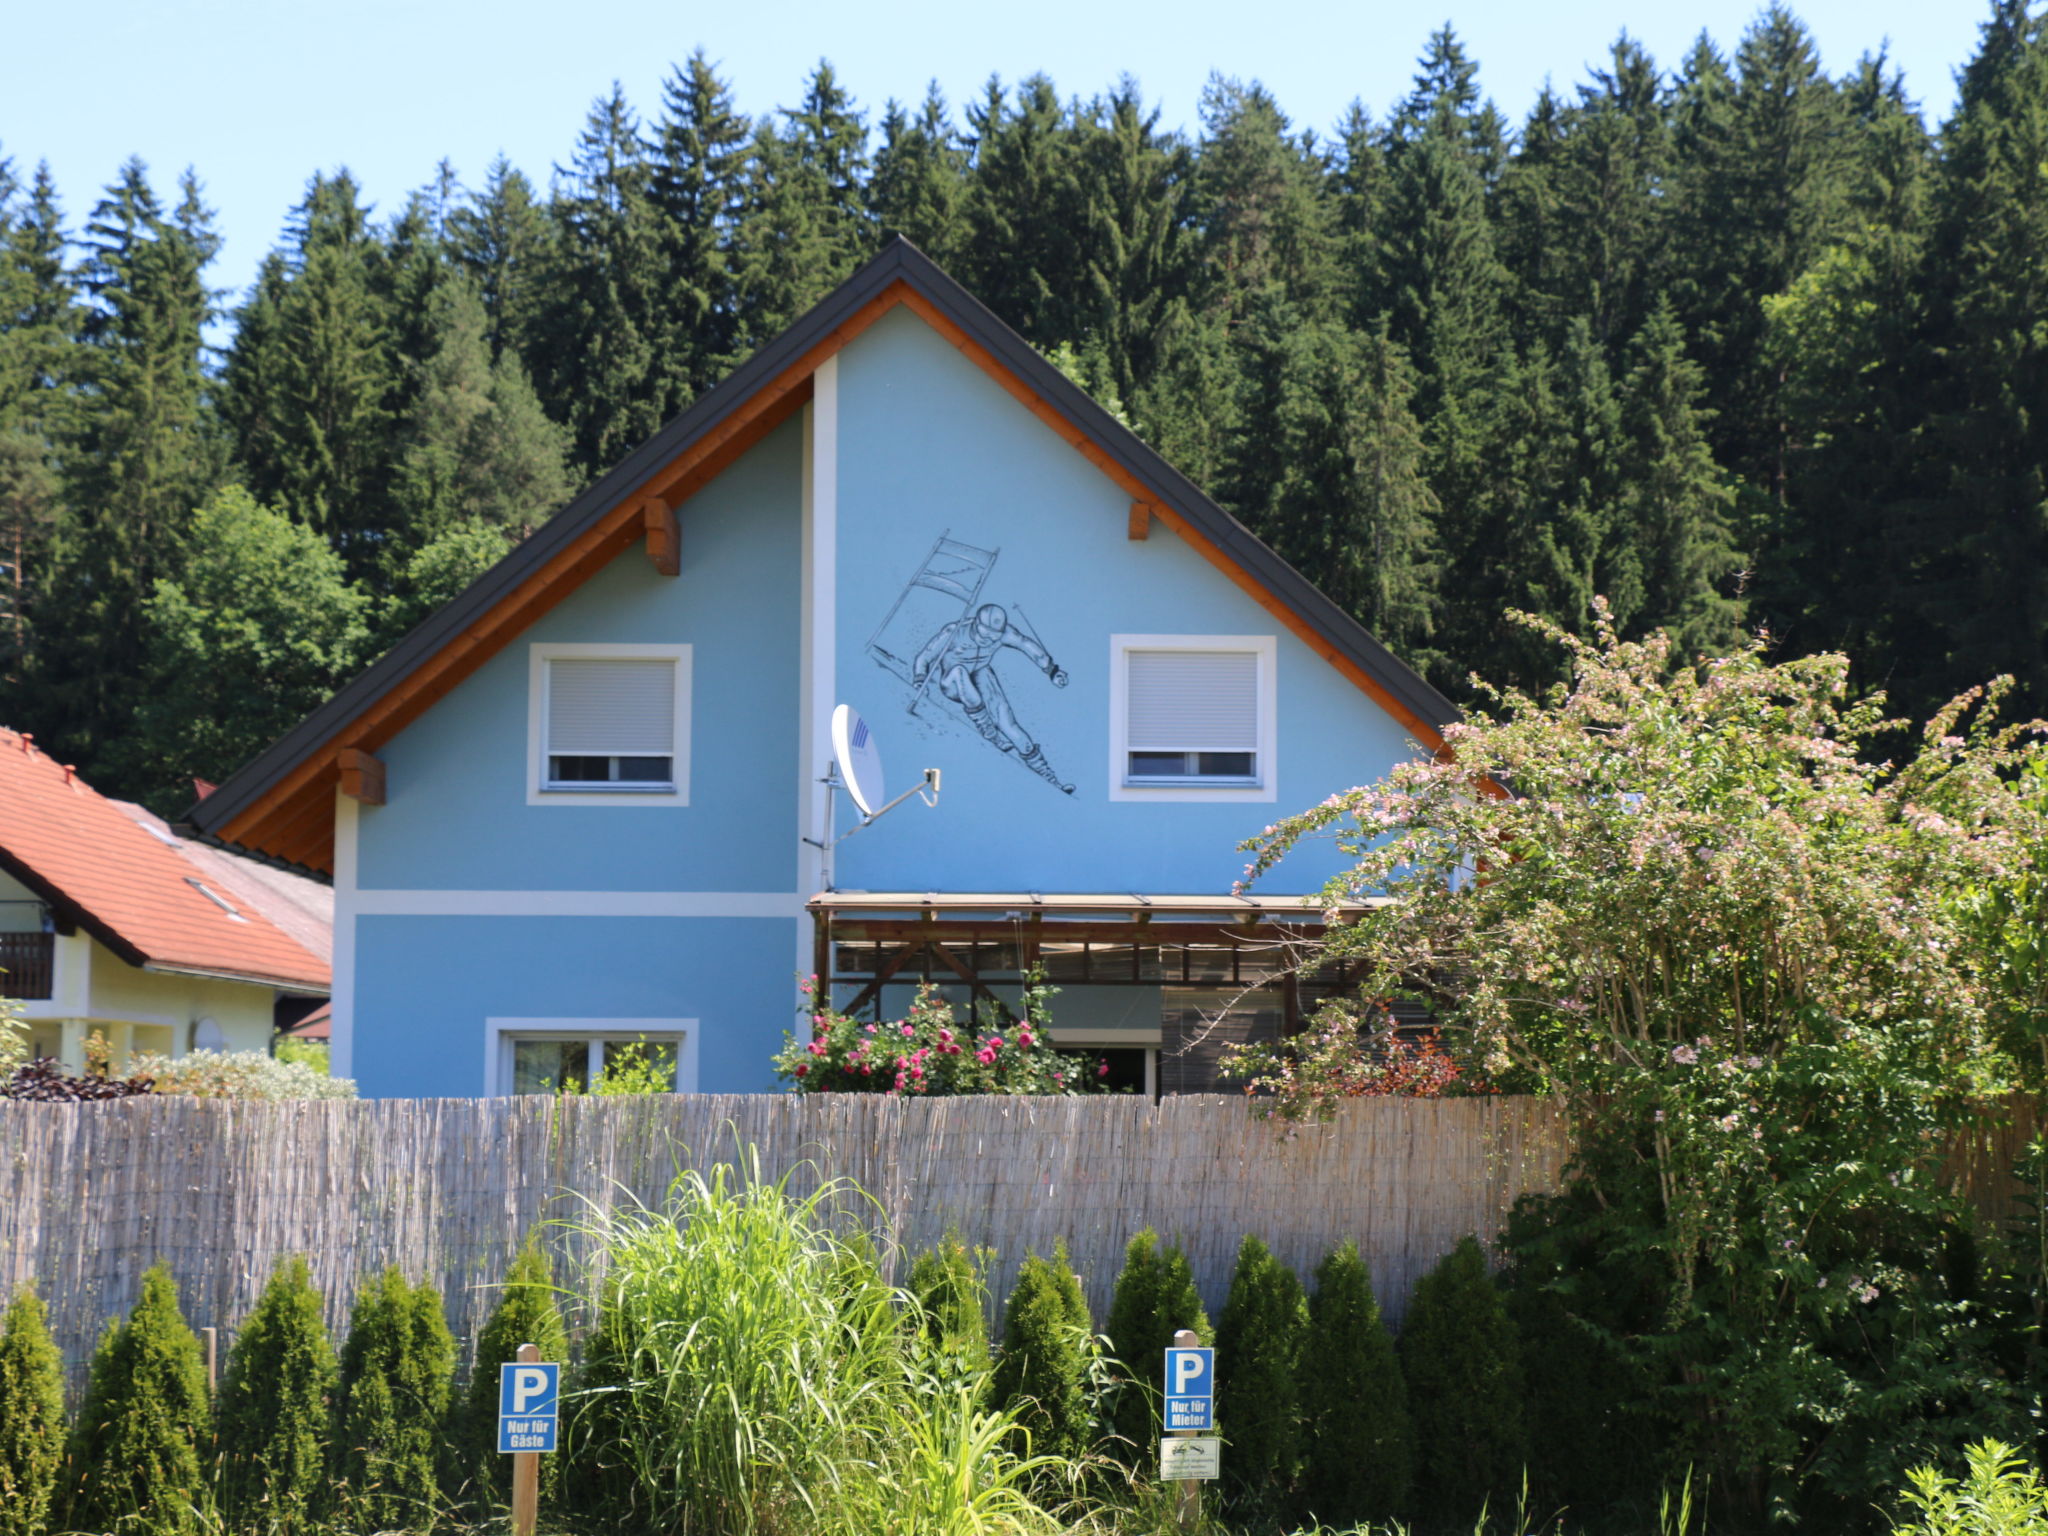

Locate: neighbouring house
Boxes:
[0,730,332,1072]
[187,241,1459,1098]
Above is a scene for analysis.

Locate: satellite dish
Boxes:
[831,704,885,819]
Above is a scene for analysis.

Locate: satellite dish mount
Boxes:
[805,704,940,890]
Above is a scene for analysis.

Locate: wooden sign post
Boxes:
[1169,1328,1204,1529]
[498,1342,557,1536]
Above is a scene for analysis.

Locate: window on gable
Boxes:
[1124,648,1262,785]
[542,655,679,792]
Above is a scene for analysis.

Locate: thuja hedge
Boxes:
[16,1217,1974,1536]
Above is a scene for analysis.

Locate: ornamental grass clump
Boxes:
[215,1255,336,1536]
[568,1155,911,1534]
[66,1261,212,1536]
[0,1285,65,1536]
[1102,1228,1210,1466]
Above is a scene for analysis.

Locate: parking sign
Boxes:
[1163,1345,1213,1432]
[497,1361,559,1454]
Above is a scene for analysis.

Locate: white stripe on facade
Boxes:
[331,790,359,1079]
[349,889,807,919]
[795,356,840,1002]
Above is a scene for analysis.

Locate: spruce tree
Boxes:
[216,1255,337,1536]
[0,1285,64,1536]
[532,85,666,477]
[453,1240,568,1509]
[228,171,400,587]
[1400,1236,1526,1527]
[332,1266,456,1532]
[1071,83,1193,402]
[650,50,751,404]
[987,1243,1093,1462]
[1101,1228,1209,1464]
[447,156,550,366]
[730,63,870,350]
[908,1231,992,1377]
[28,160,218,804]
[1299,1241,1412,1528]
[1612,303,1741,656]
[871,85,969,267]
[963,75,1083,343]
[1190,76,1335,325]
[66,1261,211,1536]
[390,276,573,556]
[1213,1233,1307,1519]
[0,160,76,688]
[1889,0,2048,717]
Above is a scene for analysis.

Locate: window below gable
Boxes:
[1108,635,1277,803]
[528,644,692,806]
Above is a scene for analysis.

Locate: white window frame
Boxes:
[527,642,692,807]
[1107,634,1277,803]
[484,1017,699,1096]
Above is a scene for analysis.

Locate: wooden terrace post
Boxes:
[512,1342,540,1536]
[201,1327,218,1392]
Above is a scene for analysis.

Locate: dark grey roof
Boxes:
[189,237,1459,843]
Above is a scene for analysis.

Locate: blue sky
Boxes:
[3,0,1989,308]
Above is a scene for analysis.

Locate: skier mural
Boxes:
[865,532,1075,795]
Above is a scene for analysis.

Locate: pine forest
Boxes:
[2,2,2044,817]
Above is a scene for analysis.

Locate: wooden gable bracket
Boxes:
[641,496,681,576]
[1127,500,1152,540]
[336,748,386,806]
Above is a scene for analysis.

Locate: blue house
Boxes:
[190,242,1459,1098]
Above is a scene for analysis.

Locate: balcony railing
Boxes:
[0,932,54,1000]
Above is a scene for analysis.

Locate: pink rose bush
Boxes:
[773,976,1109,1096]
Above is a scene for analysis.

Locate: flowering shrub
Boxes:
[1222,995,1487,1119]
[1236,607,2048,1519]
[773,977,1108,1096]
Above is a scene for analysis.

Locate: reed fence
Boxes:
[0,1092,1568,1388]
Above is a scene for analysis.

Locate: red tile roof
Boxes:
[0,729,330,991]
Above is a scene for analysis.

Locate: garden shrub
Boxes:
[1895,1439,2048,1536]
[1504,1185,1668,1520]
[1234,614,2048,1523]
[331,1266,455,1531]
[66,1261,212,1536]
[909,1230,992,1378]
[1400,1236,1526,1527]
[453,1237,569,1510]
[1101,1227,1210,1464]
[126,1047,356,1099]
[1299,1240,1411,1528]
[216,1255,336,1535]
[1214,1233,1308,1519]
[0,1285,65,1536]
[988,1241,1095,1463]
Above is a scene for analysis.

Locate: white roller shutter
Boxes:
[547,659,675,755]
[1126,650,1258,752]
